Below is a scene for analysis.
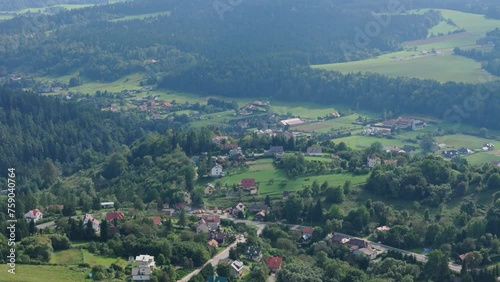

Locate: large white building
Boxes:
[24,209,44,222]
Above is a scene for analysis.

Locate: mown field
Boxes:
[313,9,500,83]
[200,159,368,198]
[0,264,89,282]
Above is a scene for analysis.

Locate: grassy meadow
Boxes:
[313,9,500,83]
[0,264,89,282]
[111,11,171,22]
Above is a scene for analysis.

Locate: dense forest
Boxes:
[0,0,107,11]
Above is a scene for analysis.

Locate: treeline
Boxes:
[410,0,500,19]
[454,28,500,76]
[160,58,500,130]
[0,0,441,80]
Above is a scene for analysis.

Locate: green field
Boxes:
[313,9,500,83]
[51,249,84,265]
[111,11,171,22]
[0,264,88,282]
[464,152,500,165]
[0,13,14,20]
[83,250,128,267]
[435,134,497,150]
[203,159,368,197]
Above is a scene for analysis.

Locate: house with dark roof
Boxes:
[265,256,283,272]
[248,203,269,213]
[442,150,459,158]
[332,233,351,244]
[244,246,262,262]
[201,215,220,224]
[254,210,266,221]
[282,191,291,200]
[306,146,323,156]
[266,146,284,157]
[347,238,370,250]
[402,145,417,154]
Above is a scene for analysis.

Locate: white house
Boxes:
[135,254,156,269]
[24,209,43,222]
[230,260,244,278]
[367,155,381,168]
[100,202,114,209]
[131,266,152,281]
[211,164,224,177]
[82,214,100,232]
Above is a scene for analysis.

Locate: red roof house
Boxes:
[302,227,314,235]
[149,216,162,226]
[106,211,125,222]
[265,256,283,272]
[240,178,256,189]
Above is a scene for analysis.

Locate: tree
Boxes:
[423,250,450,281]
[29,219,36,235]
[464,251,483,270]
[200,264,214,279]
[179,208,187,227]
[245,265,267,282]
[216,263,231,277]
[100,220,109,242]
[478,127,488,138]
[420,134,436,154]
[487,173,500,190]
[277,261,323,282]
[41,159,58,188]
[157,254,167,266]
[311,199,323,222]
[284,194,304,223]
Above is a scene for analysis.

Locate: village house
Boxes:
[442,150,459,158]
[306,146,323,156]
[211,136,229,145]
[402,145,417,155]
[282,191,291,200]
[208,239,219,248]
[211,232,226,244]
[148,216,162,226]
[204,183,215,196]
[254,210,266,221]
[135,254,156,269]
[211,164,224,177]
[385,147,405,154]
[490,161,500,167]
[458,147,472,155]
[24,209,43,222]
[232,202,245,217]
[484,143,495,151]
[248,203,269,213]
[106,211,125,222]
[367,155,381,168]
[383,159,398,165]
[131,266,152,281]
[265,256,283,272]
[332,233,351,245]
[244,246,262,262]
[353,247,377,260]
[374,226,390,239]
[266,146,284,157]
[280,118,304,127]
[100,202,114,209]
[230,260,244,278]
[82,214,100,232]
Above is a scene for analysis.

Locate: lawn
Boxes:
[0,13,13,20]
[70,73,145,94]
[435,134,496,150]
[82,250,128,267]
[312,9,500,83]
[0,264,88,282]
[331,135,419,151]
[313,53,498,83]
[464,152,500,165]
[111,11,171,22]
[201,159,368,196]
[50,249,84,265]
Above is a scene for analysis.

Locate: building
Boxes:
[332,233,351,245]
[135,254,156,269]
[254,210,266,221]
[149,216,162,226]
[131,266,152,281]
[367,155,381,168]
[348,238,370,250]
[248,203,269,213]
[266,256,283,272]
[82,214,100,232]
[204,183,215,196]
[211,136,229,145]
[306,146,323,156]
[374,226,390,239]
[230,260,244,278]
[208,239,219,248]
[267,146,284,157]
[411,119,426,130]
[402,145,417,154]
[232,202,245,217]
[244,246,262,262]
[201,215,220,224]
[106,211,125,222]
[485,143,495,151]
[442,150,459,158]
[100,202,114,209]
[211,165,224,177]
[458,147,472,155]
[353,248,377,260]
[282,191,291,200]
[280,118,304,127]
[240,178,257,190]
[24,209,43,222]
